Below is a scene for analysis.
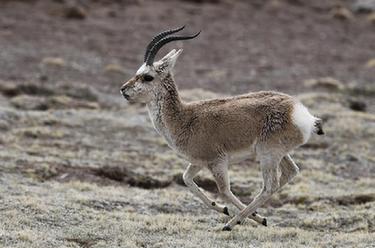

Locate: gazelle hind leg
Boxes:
[223,154,282,231]
[208,159,267,226]
[183,163,229,215]
[279,154,299,187]
[221,154,298,230]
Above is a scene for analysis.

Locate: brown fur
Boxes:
[121,49,316,229]
[151,87,304,162]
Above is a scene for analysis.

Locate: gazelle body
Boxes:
[121,27,324,231]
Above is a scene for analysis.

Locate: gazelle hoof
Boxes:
[222,225,232,231]
[223,206,230,216]
[262,218,267,226]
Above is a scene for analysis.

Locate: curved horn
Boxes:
[145,31,200,66]
[143,26,185,62]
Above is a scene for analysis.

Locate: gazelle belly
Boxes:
[227,144,256,164]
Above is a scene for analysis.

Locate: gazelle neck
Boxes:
[146,74,184,146]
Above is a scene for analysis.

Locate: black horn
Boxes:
[143,26,185,63]
[145,31,200,66]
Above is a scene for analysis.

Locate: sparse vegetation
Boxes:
[1,81,374,247]
[0,0,374,247]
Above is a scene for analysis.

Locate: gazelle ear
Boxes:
[155,49,183,72]
[165,49,183,69]
[161,49,177,62]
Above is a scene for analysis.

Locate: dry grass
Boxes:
[0,82,374,247]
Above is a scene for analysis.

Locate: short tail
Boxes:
[314,118,324,135]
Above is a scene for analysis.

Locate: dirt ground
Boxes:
[0,0,375,247]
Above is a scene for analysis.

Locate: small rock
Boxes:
[331,7,354,20]
[64,5,87,20]
[268,0,282,9]
[352,0,375,13]
[39,74,48,82]
[42,57,66,67]
[107,10,117,18]
[346,154,359,162]
[367,12,375,23]
[104,64,126,74]
[365,58,375,68]
[0,82,16,97]
[349,99,367,112]
[304,77,345,91]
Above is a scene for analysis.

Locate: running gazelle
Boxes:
[120,26,324,231]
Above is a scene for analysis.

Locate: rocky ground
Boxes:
[0,0,375,247]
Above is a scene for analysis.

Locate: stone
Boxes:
[304,77,345,91]
[104,64,126,74]
[348,99,367,112]
[331,7,354,20]
[367,12,375,23]
[64,5,87,19]
[365,58,375,68]
[42,57,66,67]
[352,0,375,13]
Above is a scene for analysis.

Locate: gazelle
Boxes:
[120,26,324,231]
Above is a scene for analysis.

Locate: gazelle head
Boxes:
[120,26,200,103]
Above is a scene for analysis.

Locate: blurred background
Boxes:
[0,0,374,247]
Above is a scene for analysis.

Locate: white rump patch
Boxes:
[291,102,317,143]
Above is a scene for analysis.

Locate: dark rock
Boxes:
[331,7,354,20]
[64,5,87,19]
[107,10,117,18]
[222,225,232,231]
[39,74,48,82]
[349,100,367,112]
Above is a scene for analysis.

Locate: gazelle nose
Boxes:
[120,86,130,100]
[120,85,127,92]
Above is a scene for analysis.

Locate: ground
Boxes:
[0,0,374,247]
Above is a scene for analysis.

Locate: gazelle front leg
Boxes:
[208,159,267,226]
[223,154,282,231]
[183,163,230,216]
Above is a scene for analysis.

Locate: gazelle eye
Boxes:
[143,75,154,82]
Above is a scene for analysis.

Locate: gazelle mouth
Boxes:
[121,92,130,100]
